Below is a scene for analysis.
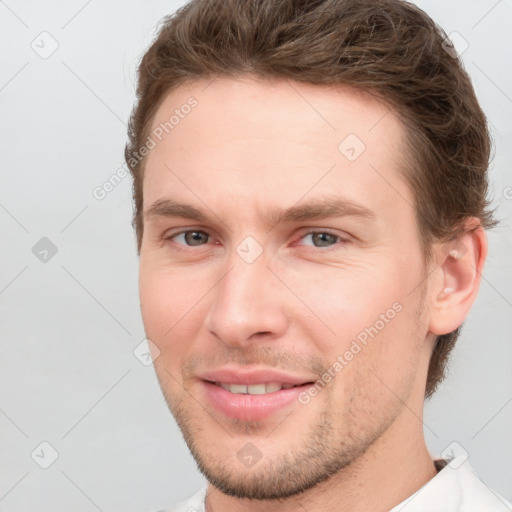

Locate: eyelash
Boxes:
[164,229,348,251]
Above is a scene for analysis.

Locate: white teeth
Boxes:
[265,382,282,393]
[230,384,248,394]
[216,382,298,394]
[247,384,266,395]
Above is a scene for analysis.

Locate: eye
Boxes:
[168,230,210,246]
[165,229,346,250]
[297,230,346,248]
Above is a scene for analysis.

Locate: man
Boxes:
[125,0,511,510]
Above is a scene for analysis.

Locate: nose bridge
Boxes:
[205,244,287,346]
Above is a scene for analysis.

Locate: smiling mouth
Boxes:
[208,381,314,395]
[200,379,316,421]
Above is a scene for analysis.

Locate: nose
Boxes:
[204,249,289,348]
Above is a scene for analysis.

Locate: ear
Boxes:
[428,219,488,336]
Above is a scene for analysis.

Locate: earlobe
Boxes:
[429,220,487,336]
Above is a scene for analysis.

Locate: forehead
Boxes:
[143,76,413,224]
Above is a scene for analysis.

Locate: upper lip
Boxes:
[198,367,316,386]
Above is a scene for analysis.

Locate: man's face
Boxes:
[139,77,434,499]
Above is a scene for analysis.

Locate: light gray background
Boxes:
[1,1,511,510]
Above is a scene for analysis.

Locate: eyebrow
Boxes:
[144,195,376,228]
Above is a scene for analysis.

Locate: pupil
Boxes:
[186,231,207,245]
[313,233,335,247]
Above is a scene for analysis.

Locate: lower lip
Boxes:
[201,381,312,422]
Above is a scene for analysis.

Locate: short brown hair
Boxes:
[125,0,496,397]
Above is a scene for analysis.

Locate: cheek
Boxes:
[323,307,424,430]
[290,263,425,400]
[284,261,407,342]
[139,261,207,347]
[139,269,199,390]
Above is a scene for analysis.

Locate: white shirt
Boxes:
[156,456,512,512]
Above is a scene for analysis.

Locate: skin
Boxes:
[138,75,487,512]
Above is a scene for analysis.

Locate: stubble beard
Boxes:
[160,380,396,500]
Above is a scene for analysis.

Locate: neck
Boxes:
[205,405,438,512]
